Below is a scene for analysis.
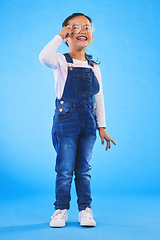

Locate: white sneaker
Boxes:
[50,209,68,228]
[78,207,96,227]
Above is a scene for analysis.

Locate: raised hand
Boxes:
[59,26,72,42]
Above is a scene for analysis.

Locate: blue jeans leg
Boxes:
[54,136,78,210]
[74,134,96,211]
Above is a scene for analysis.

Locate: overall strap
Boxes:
[64,53,94,67]
[64,53,73,63]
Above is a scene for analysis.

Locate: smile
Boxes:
[77,36,88,41]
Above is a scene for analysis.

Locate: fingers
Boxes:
[60,25,72,41]
[106,140,111,151]
[63,36,69,42]
[66,25,72,35]
[101,135,105,145]
[99,130,116,150]
[64,26,72,38]
[105,137,116,145]
[104,137,109,151]
[111,139,116,145]
[105,141,109,151]
[63,32,71,41]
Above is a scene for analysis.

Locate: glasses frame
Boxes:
[68,23,96,33]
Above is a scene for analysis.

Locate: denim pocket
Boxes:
[74,72,93,96]
[55,100,73,119]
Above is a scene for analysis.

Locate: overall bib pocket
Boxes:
[74,72,93,96]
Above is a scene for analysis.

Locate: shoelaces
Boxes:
[81,207,93,219]
[51,209,66,220]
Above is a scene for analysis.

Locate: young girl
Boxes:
[39,13,116,228]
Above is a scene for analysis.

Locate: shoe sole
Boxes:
[50,222,66,228]
[80,224,96,227]
[50,225,66,228]
[79,221,96,227]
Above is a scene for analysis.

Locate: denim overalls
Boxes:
[52,53,99,211]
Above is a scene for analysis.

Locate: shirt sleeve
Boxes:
[39,35,63,69]
[94,64,107,128]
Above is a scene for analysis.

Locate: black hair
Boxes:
[62,13,92,28]
[62,13,100,65]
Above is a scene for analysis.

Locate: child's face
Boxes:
[66,16,93,50]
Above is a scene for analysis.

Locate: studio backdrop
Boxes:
[0,0,160,200]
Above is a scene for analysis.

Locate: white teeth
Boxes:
[77,36,87,40]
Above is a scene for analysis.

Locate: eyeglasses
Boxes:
[68,23,96,33]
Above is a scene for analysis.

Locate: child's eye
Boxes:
[72,25,80,29]
[84,25,91,30]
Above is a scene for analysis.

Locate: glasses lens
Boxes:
[83,24,92,32]
[70,24,81,33]
[69,23,96,33]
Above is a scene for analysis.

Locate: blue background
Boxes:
[0,0,160,239]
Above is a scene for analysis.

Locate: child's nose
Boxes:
[79,26,86,33]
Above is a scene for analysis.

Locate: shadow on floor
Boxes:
[0,223,49,234]
[0,221,81,235]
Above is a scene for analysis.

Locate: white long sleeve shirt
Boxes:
[39,35,106,128]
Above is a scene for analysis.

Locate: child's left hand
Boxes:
[98,128,116,151]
